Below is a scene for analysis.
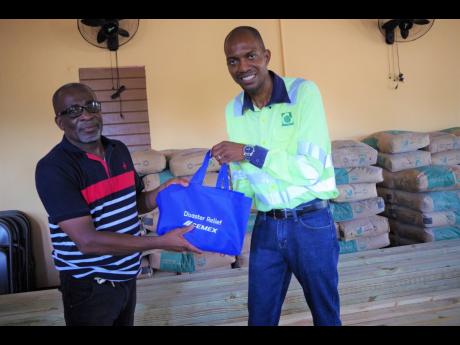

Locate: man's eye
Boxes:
[228,60,236,65]
[248,54,256,59]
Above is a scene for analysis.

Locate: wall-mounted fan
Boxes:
[378,19,434,45]
[377,19,435,89]
[77,19,139,51]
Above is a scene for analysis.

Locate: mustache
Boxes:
[78,120,102,130]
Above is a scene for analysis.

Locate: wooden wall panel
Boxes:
[82,78,147,91]
[79,66,151,152]
[102,123,150,136]
[102,111,149,125]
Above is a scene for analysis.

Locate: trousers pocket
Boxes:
[298,207,332,230]
[67,278,95,309]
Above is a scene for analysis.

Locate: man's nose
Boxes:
[80,109,98,120]
[237,58,250,73]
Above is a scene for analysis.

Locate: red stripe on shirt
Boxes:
[86,153,110,177]
[81,171,135,205]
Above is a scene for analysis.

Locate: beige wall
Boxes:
[0,19,459,288]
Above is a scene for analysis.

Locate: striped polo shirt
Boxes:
[35,135,144,281]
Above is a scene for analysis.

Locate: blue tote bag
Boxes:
[156,150,252,256]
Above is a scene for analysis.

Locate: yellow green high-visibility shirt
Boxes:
[226,72,339,211]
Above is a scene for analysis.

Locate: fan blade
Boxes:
[81,19,105,27]
[107,36,119,51]
[118,28,130,37]
[399,20,413,31]
[414,19,430,25]
[382,19,400,31]
[399,20,413,39]
[385,29,395,44]
[97,29,107,43]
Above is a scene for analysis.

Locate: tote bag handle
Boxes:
[190,150,230,190]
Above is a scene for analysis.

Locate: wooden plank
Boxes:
[102,111,149,125]
[134,271,460,325]
[102,122,150,136]
[275,288,460,326]
[1,240,460,326]
[96,89,147,102]
[101,100,148,113]
[133,261,460,307]
[79,67,146,80]
[81,78,146,91]
[339,240,460,263]
[338,251,460,283]
[394,307,460,326]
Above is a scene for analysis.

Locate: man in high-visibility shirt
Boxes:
[211,26,341,326]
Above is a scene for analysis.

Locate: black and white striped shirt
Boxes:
[35,136,144,281]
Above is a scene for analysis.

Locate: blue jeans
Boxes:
[248,202,341,326]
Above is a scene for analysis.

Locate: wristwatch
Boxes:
[243,145,255,161]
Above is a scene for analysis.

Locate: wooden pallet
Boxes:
[1,239,459,326]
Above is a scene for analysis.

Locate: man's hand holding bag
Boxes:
[155,150,252,256]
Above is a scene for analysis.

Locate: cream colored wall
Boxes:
[0,19,458,288]
[280,19,460,140]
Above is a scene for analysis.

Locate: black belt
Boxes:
[261,200,329,220]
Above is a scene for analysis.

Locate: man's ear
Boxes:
[55,116,65,130]
[264,49,271,65]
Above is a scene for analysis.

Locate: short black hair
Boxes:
[224,26,266,51]
[52,83,95,115]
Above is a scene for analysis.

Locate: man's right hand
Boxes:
[158,224,202,254]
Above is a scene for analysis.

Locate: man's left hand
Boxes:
[211,141,245,164]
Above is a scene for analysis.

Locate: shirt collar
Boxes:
[242,70,291,113]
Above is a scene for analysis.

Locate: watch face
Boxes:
[244,145,254,155]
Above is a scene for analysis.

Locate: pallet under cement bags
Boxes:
[1,239,460,325]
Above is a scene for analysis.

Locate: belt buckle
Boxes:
[272,211,278,220]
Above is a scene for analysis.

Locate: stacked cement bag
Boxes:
[132,148,236,278]
[331,140,390,254]
[362,130,460,245]
[422,129,460,166]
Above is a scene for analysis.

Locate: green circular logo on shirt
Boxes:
[281,112,293,126]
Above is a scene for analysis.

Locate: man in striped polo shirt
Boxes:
[35,83,201,326]
[212,26,341,326]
